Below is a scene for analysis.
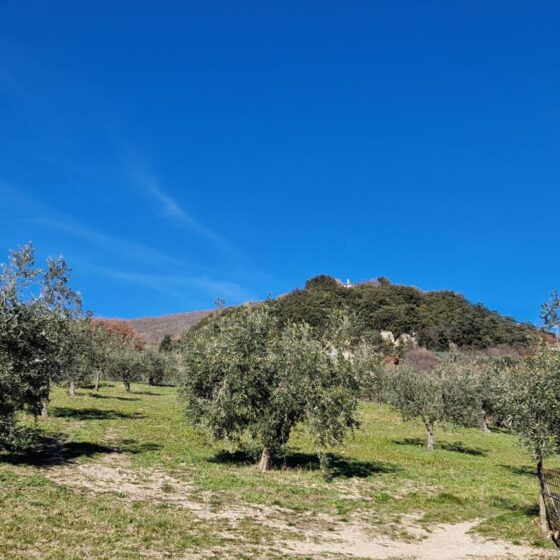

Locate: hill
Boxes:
[112,276,537,351]
[272,275,536,351]
[117,311,213,344]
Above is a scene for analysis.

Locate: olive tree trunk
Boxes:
[537,458,551,537]
[94,371,100,392]
[40,378,51,418]
[123,379,131,393]
[40,397,49,419]
[426,422,434,451]
[481,413,491,433]
[258,448,272,472]
[68,380,76,397]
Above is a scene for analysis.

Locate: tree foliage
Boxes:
[143,346,179,386]
[159,334,174,353]
[273,275,535,351]
[499,346,560,462]
[541,289,560,340]
[61,318,97,395]
[0,243,82,444]
[384,353,482,450]
[179,304,367,471]
[498,345,560,536]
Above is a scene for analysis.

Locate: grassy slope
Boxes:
[0,383,557,559]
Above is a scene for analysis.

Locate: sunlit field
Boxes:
[0,382,557,559]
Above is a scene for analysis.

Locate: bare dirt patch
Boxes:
[44,453,294,525]
[45,455,555,559]
[46,453,194,504]
[282,518,554,559]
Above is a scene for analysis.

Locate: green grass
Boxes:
[0,382,557,559]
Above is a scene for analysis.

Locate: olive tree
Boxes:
[86,320,126,392]
[499,345,560,536]
[104,338,145,393]
[143,346,178,386]
[439,352,506,433]
[352,340,387,402]
[94,320,145,392]
[179,304,364,471]
[468,353,514,432]
[384,354,481,450]
[0,243,81,441]
[0,349,21,447]
[541,290,560,343]
[89,322,116,392]
[61,318,99,396]
[159,334,174,353]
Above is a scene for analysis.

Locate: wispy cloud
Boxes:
[130,170,242,260]
[88,266,255,305]
[143,181,187,221]
[0,182,257,307]
[40,217,188,269]
[0,183,189,270]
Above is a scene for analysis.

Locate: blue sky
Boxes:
[1,1,558,322]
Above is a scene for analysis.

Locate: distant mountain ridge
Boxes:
[116,311,213,344]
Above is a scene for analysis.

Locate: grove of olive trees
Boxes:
[2,243,560,544]
[0,244,180,446]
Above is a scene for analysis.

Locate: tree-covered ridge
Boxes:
[273,275,536,351]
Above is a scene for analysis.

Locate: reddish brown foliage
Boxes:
[383,355,400,367]
[125,311,212,343]
[93,319,145,350]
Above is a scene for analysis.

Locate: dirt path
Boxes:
[283,518,552,559]
[44,454,556,560]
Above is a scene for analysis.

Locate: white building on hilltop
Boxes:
[336,278,354,288]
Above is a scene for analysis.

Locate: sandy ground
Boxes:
[45,453,558,560]
[283,519,551,559]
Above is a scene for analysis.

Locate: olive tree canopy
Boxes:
[384,353,482,450]
[499,345,560,536]
[179,304,367,471]
[0,243,82,444]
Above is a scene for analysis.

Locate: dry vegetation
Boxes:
[118,311,213,343]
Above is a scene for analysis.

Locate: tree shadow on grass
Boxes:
[212,449,399,479]
[490,496,539,516]
[394,437,487,456]
[79,383,104,390]
[114,439,162,455]
[90,394,142,402]
[212,449,257,466]
[52,407,145,420]
[289,452,400,479]
[500,464,536,477]
[1,436,116,467]
[0,434,161,468]
[481,498,552,547]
